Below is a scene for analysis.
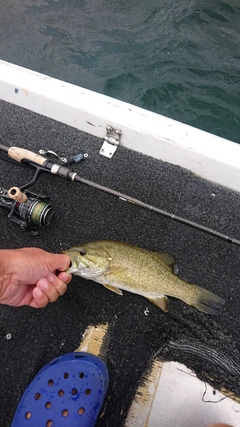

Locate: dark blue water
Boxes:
[1,0,240,142]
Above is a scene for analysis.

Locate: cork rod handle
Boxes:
[8,147,47,166]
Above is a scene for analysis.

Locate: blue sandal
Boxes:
[11,352,109,427]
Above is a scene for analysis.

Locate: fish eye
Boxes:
[79,249,87,256]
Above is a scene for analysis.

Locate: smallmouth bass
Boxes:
[63,240,225,314]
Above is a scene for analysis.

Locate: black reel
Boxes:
[0,144,88,234]
[0,187,53,233]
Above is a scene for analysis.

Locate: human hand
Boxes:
[0,247,71,308]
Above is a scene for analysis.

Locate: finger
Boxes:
[36,277,59,303]
[57,271,72,285]
[37,275,67,302]
[46,273,68,296]
[29,273,69,308]
[30,287,49,309]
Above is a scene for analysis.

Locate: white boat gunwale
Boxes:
[0,59,240,193]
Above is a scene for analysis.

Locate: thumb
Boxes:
[50,253,71,271]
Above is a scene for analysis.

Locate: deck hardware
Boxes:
[39,149,67,163]
[39,149,88,165]
[0,329,12,340]
[100,126,122,158]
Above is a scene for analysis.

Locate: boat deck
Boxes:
[0,99,240,426]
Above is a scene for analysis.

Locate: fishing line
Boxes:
[75,175,240,246]
[168,339,240,378]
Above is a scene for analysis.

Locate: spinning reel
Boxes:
[0,186,53,234]
[0,145,88,234]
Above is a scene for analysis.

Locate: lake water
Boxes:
[0,0,240,142]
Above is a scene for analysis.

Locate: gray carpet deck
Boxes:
[0,99,240,426]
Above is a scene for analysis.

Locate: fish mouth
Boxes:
[62,249,109,278]
[62,251,81,274]
[65,265,80,274]
[76,265,109,279]
[65,258,109,278]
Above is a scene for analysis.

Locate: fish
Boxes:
[62,240,225,315]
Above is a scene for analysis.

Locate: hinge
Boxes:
[100,126,122,158]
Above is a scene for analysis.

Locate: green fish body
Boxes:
[63,240,225,314]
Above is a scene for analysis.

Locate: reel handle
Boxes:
[8,187,27,203]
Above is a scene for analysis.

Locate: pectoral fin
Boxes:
[152,252,175,272]
[147,295,169,312]
[103,284,123,295]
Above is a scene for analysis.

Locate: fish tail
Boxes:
[189,285,225,315]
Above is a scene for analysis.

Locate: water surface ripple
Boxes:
[0,0,240,142]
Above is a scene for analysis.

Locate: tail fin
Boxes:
[192,286,225,315]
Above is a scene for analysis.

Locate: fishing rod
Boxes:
[1,142,240,245]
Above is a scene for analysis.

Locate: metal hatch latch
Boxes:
[100,125,122,158]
